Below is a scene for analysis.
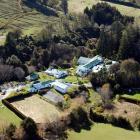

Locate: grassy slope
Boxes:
[0,0,60,36]
[0,102,21,131]
[68,0,140,23]
[68,123,140,140]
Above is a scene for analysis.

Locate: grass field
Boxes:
[0,0,60,40]
[68,0,140,23]
[122,92,140,101]
[0,102,21,131]
[10,95,61,123]
[68,123,140,140]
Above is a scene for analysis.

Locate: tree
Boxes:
[119,59,140,87]
[0,65,14,83]
[84,3,134,25]
[61,0,68,15]
[117,25,140,61]
[14,67,25,81]
[100,83,113,107]
[96,30,110,57]
[6,55,22,67]
[69,107,91,132]
[21,117,38,139]
[5,124,16,138]
[117,30,129,60]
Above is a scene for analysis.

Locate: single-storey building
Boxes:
[77,57,92,65]
[26,73,39,81]
[76,55,103,76]
[43,91,64,104]
[30,80,53,91]
[52,81,70,94]
[45,68,68,79]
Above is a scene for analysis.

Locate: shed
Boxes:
[26,73,39,81]
[43,91,64,104]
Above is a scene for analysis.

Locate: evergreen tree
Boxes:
[61,0,68,15]
[96,30,110,57]
[117,30,129,60]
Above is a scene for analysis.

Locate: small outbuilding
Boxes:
[43,91,64,104]
[26,73,39,81]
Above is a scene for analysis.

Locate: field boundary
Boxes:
[119,96,140,105]
[102,0,140,9]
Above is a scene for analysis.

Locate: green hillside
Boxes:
[0,0,60,36]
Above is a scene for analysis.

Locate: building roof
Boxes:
[43,91,64,104]
[53,81,69,90]
[45,68,68,78]
[77,57,91,65]
[26,73,39,81]
[32,80,52,90]
[84,55,103,69]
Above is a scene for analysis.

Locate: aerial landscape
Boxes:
[0,0,140,140]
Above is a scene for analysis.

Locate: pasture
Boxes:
[0,102,21,131]
[0,0,60,37]
[10,95,61,123]
[68,123,140,140]
[122,92,140,101]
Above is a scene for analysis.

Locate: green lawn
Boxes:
[0,102,21,131]
[38,72,55,82]
[64,75,89,84]
[122,92,140,101]
[68,123,140,140]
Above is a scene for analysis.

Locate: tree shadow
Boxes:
[23,0,58,17]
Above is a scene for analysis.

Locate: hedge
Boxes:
[2,99,26,120]
[90,110,134,130]
[102,0,140,9]
[120,96,140,105]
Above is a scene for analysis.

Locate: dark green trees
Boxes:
[61,0,68,15]
[21,117,38,139]
[84,3,134,25]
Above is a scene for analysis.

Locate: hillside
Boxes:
[68,0,140,23]
[0,0,60,36]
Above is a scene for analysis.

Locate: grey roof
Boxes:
[43,91,64,104]
[77,57,91,65]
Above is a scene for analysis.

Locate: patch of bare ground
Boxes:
[104,101,140,127]
[62,96,85,117]
[11,95,61,123]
